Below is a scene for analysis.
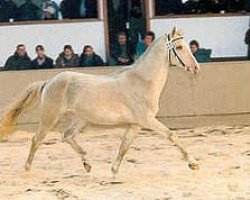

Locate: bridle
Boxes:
[166,34,187,69]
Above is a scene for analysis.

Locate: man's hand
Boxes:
[118,57,129,64]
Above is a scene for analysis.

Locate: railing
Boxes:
[0,18,102,27]
[151,12,250,19]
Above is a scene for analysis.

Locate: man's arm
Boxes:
[245,29,250,45]
[4,56,13,70]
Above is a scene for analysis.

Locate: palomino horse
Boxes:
[0,27,200,177]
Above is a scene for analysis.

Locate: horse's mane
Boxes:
[110,65,134,76]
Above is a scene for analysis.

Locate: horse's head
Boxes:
[165,27,200,73]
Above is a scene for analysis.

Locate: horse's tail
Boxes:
[0,81,47,140]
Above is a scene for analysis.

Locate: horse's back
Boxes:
[51,70,115,84]
[43,70,119,104]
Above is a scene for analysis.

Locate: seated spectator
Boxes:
[207,0,227,13]
[42,0,60,20]
[245,0,250,12]
[4,44,32,70]
[55,45,79,67]
[79,45,104,67]
[183,0,200,14]
[31,45,54,69]
[60,0,97,19]
[190,40,212,62]
[136,31,155,58]
[17,0,42,21]
[227,0,244,12]
[84,0,98,18]
[245,26,250,60]
[0,0,18,22]
[109,32,133,66]
[155,0,183,15]
[183,0,210,14]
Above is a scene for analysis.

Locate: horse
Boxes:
[0,27,200,177]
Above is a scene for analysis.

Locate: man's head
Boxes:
[117,32,127,45]
[35,45,45,58]
[83,45,94,56]
[189,40,199,54]
[16,44,27,57]
[143,31,155,46]
[43,6,56,19]
[63,45,74,57]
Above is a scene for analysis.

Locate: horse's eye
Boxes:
[176,46,183,50]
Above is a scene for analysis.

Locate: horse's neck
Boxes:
[132,39,169,97]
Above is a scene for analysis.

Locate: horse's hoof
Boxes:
[84,163,91,173]
[112,171,118,180]
[111,166,118,179]
[24,164,31,172]
[188,163,199,170]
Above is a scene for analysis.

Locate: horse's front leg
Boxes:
[111,124,140,178]
[149,118,199,170]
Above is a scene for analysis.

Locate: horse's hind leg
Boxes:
[111,125,140,177]
[25,108,59,171]
[63,120,91,172]
[25,124,52,171]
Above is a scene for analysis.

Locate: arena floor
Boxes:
[0,126,250,200]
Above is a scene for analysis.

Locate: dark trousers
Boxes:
[248,47,250,60]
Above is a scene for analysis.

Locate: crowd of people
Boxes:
[0,0,97,22]
[4,43,104,70]
[156,0,250,15]
[3,31,213,70]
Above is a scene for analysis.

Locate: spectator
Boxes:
[109,32,133,66]
[183,0,200,14]
[55,45,79,67]
[0,0,18,22]
[190,40,212,62]
[245,0,250,12]
[17,0,42,21]
[60,0,78,19]
[155,0,183,15]
[245,26,250,60]
[227,0,245,12]
[84,0,98,18]
[31,45,54,69]
[42,0,60,20]
[60,0,97,19]
[79,45,104,67]
[136,31,155,57]
[207,0,227,13]
[4,44,32,70]
[183,0,210,14]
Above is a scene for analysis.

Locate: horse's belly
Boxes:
[75,103,135,126]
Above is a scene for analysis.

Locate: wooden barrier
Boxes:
[1,61,250,129]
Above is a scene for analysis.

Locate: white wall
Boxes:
[0,21,106,66]
[150,16,250,58]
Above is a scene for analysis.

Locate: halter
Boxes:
[167,34,186,69]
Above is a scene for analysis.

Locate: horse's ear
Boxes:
[171,27,177,36]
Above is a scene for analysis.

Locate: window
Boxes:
[0,0,99,23]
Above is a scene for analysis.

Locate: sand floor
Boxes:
[0,126,250,200]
